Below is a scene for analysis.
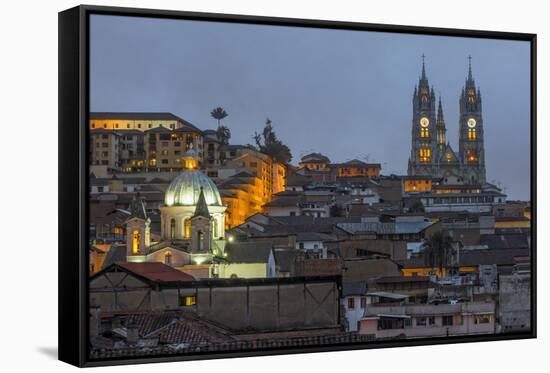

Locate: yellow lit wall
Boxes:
[300,162,329,171]
[222,177,264,229]
[404,179,432,193]
[90,119,181,131]
[401,266,477,278]
[495,220,531,229]
[222,151,287,228]
[338,165,381,177]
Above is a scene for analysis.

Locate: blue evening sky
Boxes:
[90,15,531,200]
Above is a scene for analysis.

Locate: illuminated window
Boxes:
[184,219,191,239]
[468,128,476,140]
[466,150,478,164]
[164,252,172,265]
[468,89,475,103]
[180,295,196,306]
[132,229,140,254]
[420,128,429,138]
[149,158,157,166]
[419,148,431,163]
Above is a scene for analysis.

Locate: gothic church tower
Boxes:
[458,57,486,184]
[408,55,438,176]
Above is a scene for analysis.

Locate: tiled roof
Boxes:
[300,152,330,163]
[331,159,381,167]
[375,276,431,284]
[342,281,367,296]
[397,248,530,268]
[337,220,433,235]
[147,318,230,345]
[263,197,301,207]
[480,234,530,250]
[225,241,273,263]
[116,262,196,282]
[296,232,336,242]
[273,249,298,272]
[101,245,127,270]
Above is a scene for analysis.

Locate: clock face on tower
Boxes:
[420,117,429,127]
[467,118,477,128]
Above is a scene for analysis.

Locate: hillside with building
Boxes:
[87,58,531,357]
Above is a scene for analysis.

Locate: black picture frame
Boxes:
[58,4,537,367]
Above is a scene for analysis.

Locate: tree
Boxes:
[210,107,230,145]
[210,107,228,128]
[216,125,231,145]
[253,118,292,163]
[421,231,455,275]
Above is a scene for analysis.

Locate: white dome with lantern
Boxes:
[164,148,222,207]
[159,147,226,243]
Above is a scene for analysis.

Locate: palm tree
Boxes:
[210,107,228,128]
[421,231,454,276]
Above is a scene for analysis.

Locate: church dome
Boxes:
[164,169,222,207]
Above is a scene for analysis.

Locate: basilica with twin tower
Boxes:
[408,56,486,185]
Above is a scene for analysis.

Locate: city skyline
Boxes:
[90,15,531,199]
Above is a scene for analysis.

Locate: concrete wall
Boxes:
[195,280,340,331]
[498,273,531,332]
[90,272,341,332]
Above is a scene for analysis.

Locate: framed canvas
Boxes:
[58,5,536,367]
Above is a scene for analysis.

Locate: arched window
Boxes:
[468,128,476,140]
[132,230,140,254]
[466,150,478,164]
[184,218,191,239]
[164,252,172,265]
[420,128,429,138]
[170,219,176,240]
[419,148,431,163]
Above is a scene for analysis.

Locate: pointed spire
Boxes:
[193,187,210,219]
[437,96,445,122]
[421,53,426,80]
[468,55,473,81]
[129,192,147,220]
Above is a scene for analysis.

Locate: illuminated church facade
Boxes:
[408,56,486,185]
[125,148,228,278]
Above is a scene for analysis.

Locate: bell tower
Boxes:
[190,188,213,254]
[408,55,438,176]
[458,56,486,184]
[126,193,151,261]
